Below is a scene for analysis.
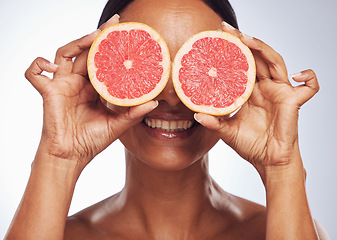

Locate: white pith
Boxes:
[87,22,170,107]
[207,67,217,77]
[144,118,194,132]
[172,30,256,116]
[123,60,133,70]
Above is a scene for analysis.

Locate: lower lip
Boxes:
[141,121,198,140]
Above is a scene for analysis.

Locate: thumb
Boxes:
[194,113,237,144]
[106,100,159,140]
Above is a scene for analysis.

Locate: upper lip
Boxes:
[144,101,196,121]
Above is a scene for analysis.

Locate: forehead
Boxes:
[120,0,223,57]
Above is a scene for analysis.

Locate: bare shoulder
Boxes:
[219,192,266,239]
[64,215,93,240]
[64,194,123,240]
[218,192,331,240]
[64,205,103,240]
[64,192,267,240]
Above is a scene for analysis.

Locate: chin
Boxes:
[141,149,205,171]
[122,139,219,172]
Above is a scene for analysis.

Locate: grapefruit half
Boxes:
[88,22,170,106]
[172,31,256,116]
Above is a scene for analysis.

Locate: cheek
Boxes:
[119,125,220,171]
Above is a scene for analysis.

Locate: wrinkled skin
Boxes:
[5,0,330,239]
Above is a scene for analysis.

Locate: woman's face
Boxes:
[119,0,223,170]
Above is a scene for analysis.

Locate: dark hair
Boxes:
[98,0,238,29]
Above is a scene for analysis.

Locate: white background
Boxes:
[0,0,336,238]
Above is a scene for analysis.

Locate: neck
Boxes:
[120,149,218,238]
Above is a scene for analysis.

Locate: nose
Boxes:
[155,76,181,106]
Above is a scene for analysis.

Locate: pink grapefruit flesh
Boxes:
[172,31,256,116]
[88,22,170,106]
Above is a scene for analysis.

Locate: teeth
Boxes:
[162,120,169,130]
[144,118,194,132]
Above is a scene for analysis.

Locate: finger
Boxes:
[120,100,159,120]
[222,22,289,83]
[291,69,319,105]
[98,13,120,31]
[106,100,159,140]
[54,29,101,77]
[72,49,89,76]
[252,50,272,81]
[239,35,289,83]
[25,57,58,93]
[72,14,120,77]
[100,97,129,114]
[221,21,241,37]
[194,113,237,145]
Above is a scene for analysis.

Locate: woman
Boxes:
[5,0,329,239]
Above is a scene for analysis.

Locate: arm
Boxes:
[5,152,80,240]
[5,14,158,240]
[264,149,318,239]
[195,23,328,239]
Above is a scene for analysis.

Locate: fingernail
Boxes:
[221,21,236,31]
[106,14,120,24]
[194,113,202,123]
[290,72,302,78]
[242,33,254,40]
[150,100,159,109]
[112,13,120,19]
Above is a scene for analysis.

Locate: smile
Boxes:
[143,117,195,132]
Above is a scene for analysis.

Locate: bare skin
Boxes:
[5,0,330,239]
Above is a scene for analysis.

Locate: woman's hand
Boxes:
[5,15,160,240]
[25,14,158,171]
[193,22,324,240]
[194,22,319,176]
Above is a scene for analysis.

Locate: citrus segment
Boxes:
[172,31,256,116]
[88,22,170,106]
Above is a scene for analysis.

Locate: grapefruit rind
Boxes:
[87,22,170,107]
[172,31,256,116]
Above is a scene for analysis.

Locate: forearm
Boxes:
[263,150,319,240]
[5,150,81,240]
